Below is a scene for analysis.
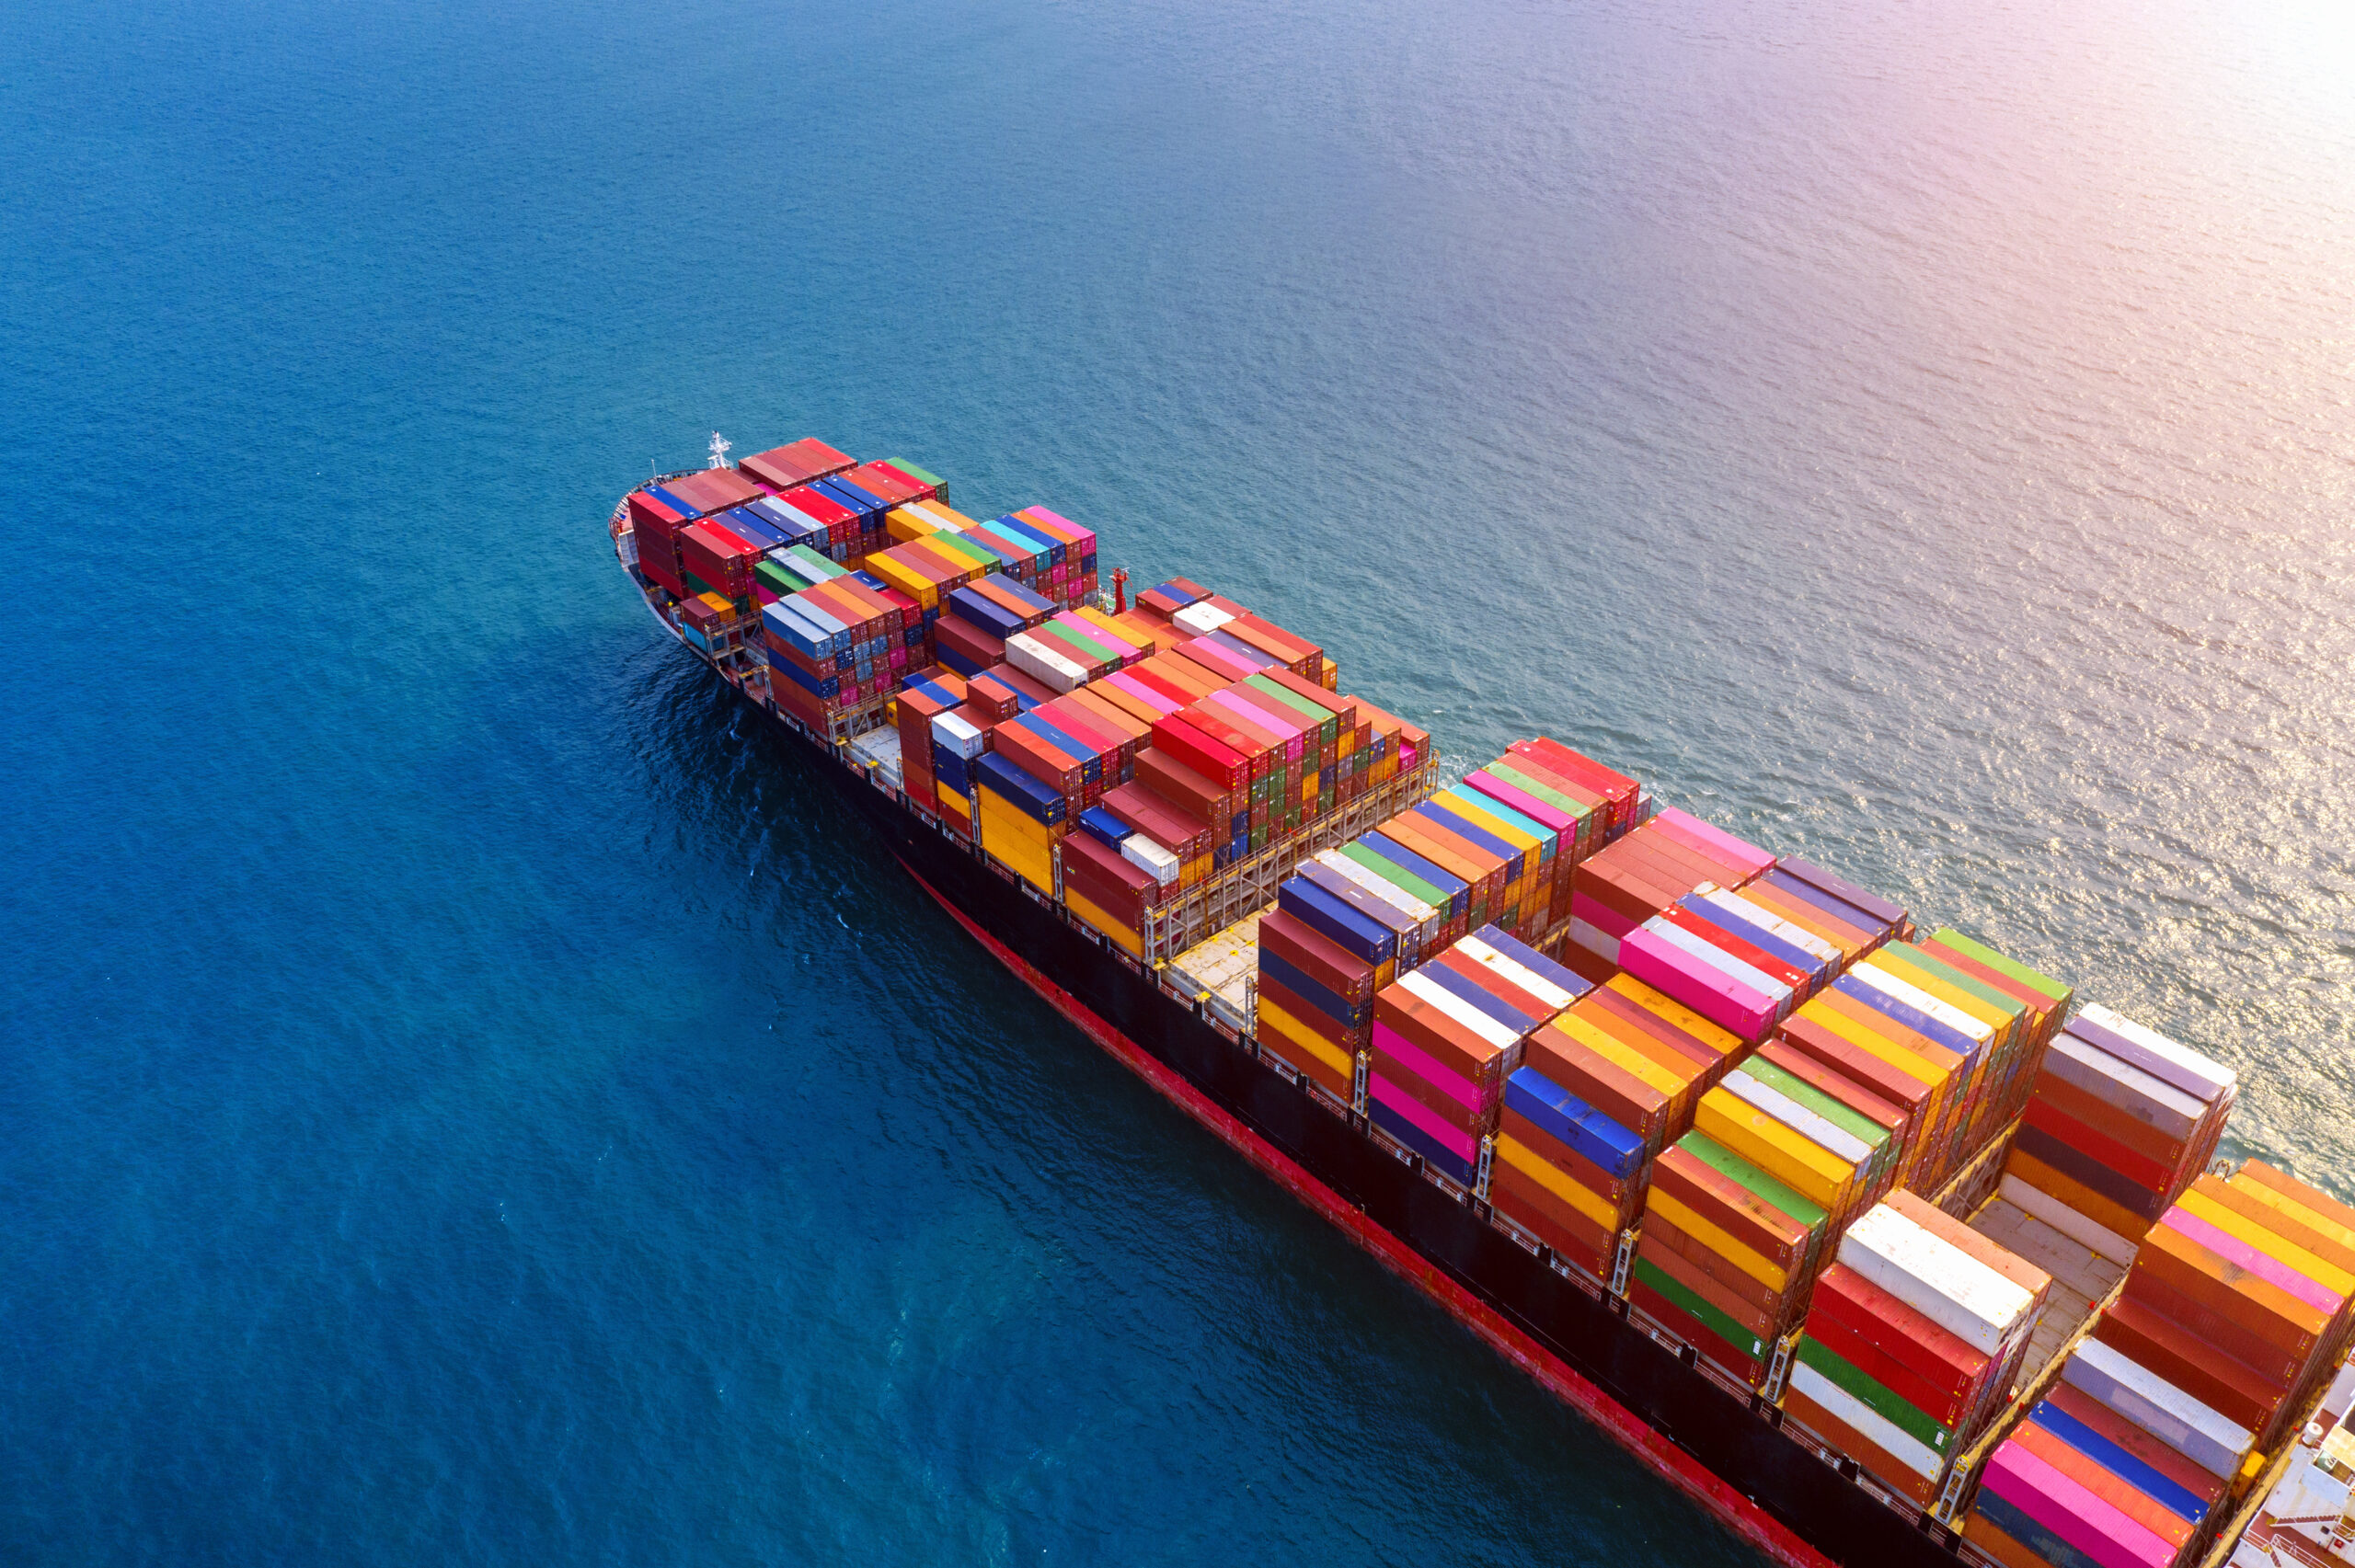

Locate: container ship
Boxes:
[612,435,2355,1568]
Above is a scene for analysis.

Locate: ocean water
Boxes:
[4,0,2351,1560]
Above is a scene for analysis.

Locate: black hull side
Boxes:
[724,670,1963,1568]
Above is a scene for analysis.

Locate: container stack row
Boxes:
[1634,1043,1907,1379]
[1363,928,1592,1184]
[1498,976,1745,1280]
[2101,1163,2354,1457]
[1914,929,2076,1155]
[1781,1193,2051,1509]
[759,570,927,725]
[2002,1005,2236,1253]
[1243,734,1629,1093]
[1763,926,2050,1200]
[1961,1160,2355,1568]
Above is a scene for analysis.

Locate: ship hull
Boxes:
[682,641,1970,1568]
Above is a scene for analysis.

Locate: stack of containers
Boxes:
[1630,1053,1900,1376]
[1460,752,1598,929]
[1497,977,1735,1278]
[1872,940,2048,1176]
[2089,1163,2353,1460]
[1638,1126,1830,1382]
[787,472,875,562]
[2005,1007,2236,1247]
[894,672,966,818]
[1775,994,1956,1196]
[1916,929,2074,1133]
[1631,1039,1916,1375]
[678,517,764,610]
[1254,898,1379,1100]
[1381,803,1512,938]
[736,438,855,493]
[1037,692,1142,792]
[955,512,1053,589]
[972,746,1067,895]
[1567,809,1772,975]
[757,574,913,721]
[1219,612,1329,688]
[1786,1194,2051,1510]
[626,487,695,599]
[676,591,752,653]
[1099,777,1215,889]
[660,465,768,521]
[841,460,941,511]
[770,483,861,561]
[1509,738,1643,848]
[1428,780,1562,937]
[1058,815,1169,957]
[1132,741,1240,875]
[994,707,1108,814]
[929,700,995,839]
[1366,927,1588,1183]
[1965,1330,2263,1568]
[1160,704,1269,859]
[933,577,1058,677]
[1808,939,2020,1192]
[1006,506,1097,607]
[865,532,987,617]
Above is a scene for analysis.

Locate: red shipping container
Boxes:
[1135,749,1235,827]
[1101,782,1212,862]
[936,615,1005,670]
[1152,715,1248,791]
[664,466,765,515]
[678,524,761,598]
[2092,1297,2288,1429]
[740,439,855,490]
[1258,908,1376,1004]
[992,722,1084,799]
[1522,1028,1671,1148]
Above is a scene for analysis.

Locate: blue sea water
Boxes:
[5,0,2353,1560]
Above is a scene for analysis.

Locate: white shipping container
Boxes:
[1839,1206,2033,1356]
[1120,836,1180,886]
[1171,601,1236,636]
[931,713,988,761]
[1005,633,1087,694]
[1395,969,1522,1056]
[1568,919,1621,965]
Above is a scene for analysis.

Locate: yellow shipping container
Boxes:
[1497,1135,1620,1231]
[1258,1000,1353,1082]
[1694,1087,1854,1211]
[976,786,1061,895]
[1065,886,1144,957]
[1645,1188,1791,1291]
